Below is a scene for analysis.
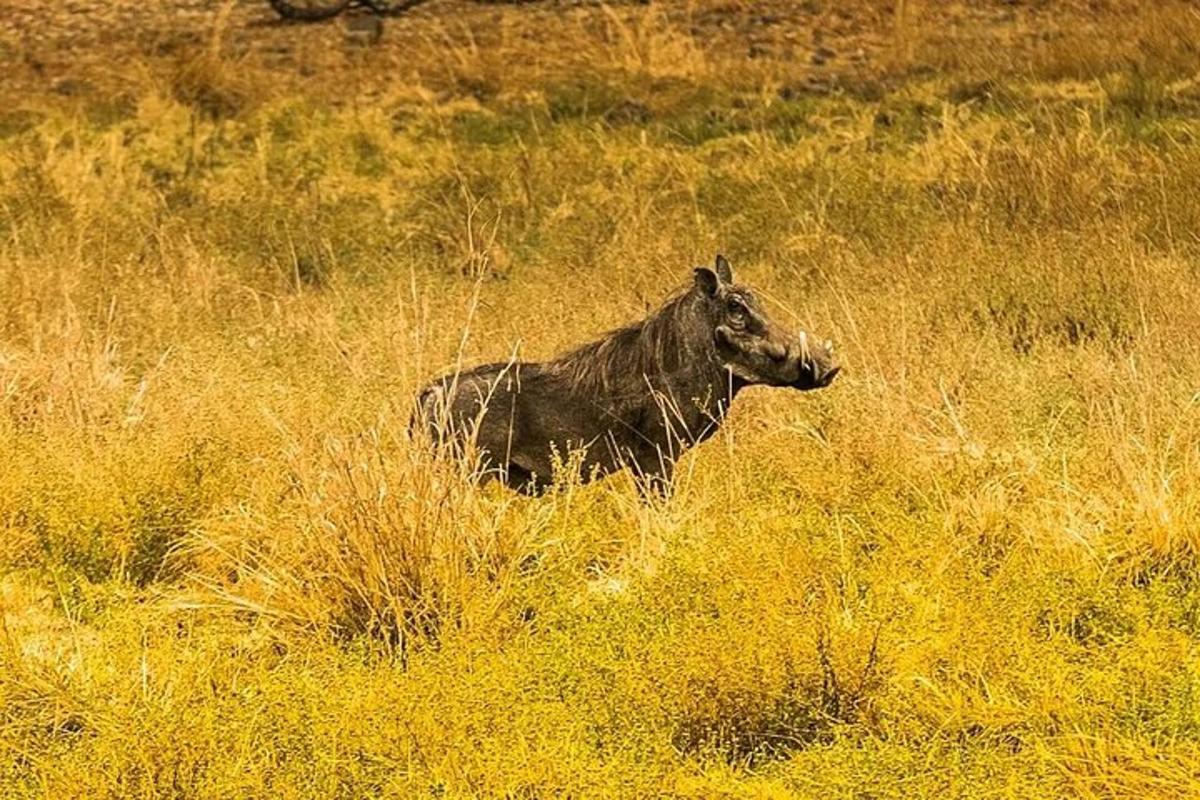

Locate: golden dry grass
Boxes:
[2,2,1200,797]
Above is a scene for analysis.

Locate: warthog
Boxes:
[413,255,839,493]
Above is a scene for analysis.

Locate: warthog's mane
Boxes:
[547,286,714,402]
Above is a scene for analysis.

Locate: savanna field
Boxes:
[3,1,1200,796]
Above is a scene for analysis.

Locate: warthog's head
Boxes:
[694,255,840,390]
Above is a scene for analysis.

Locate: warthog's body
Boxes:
[414,256,839,493]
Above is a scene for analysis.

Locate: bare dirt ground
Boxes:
[0,1,1121,106]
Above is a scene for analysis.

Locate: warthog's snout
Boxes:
[789,333,840,390]
[745,327,839,390]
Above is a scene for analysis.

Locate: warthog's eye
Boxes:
[726,298,747,327]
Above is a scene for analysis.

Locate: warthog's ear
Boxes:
[714,254,734,284]
[694,267,720,297]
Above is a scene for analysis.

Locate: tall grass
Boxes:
[3,2,1200,796]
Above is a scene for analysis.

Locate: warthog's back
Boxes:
[410,361,521,444]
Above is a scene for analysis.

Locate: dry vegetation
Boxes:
[3,1,1200,797]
